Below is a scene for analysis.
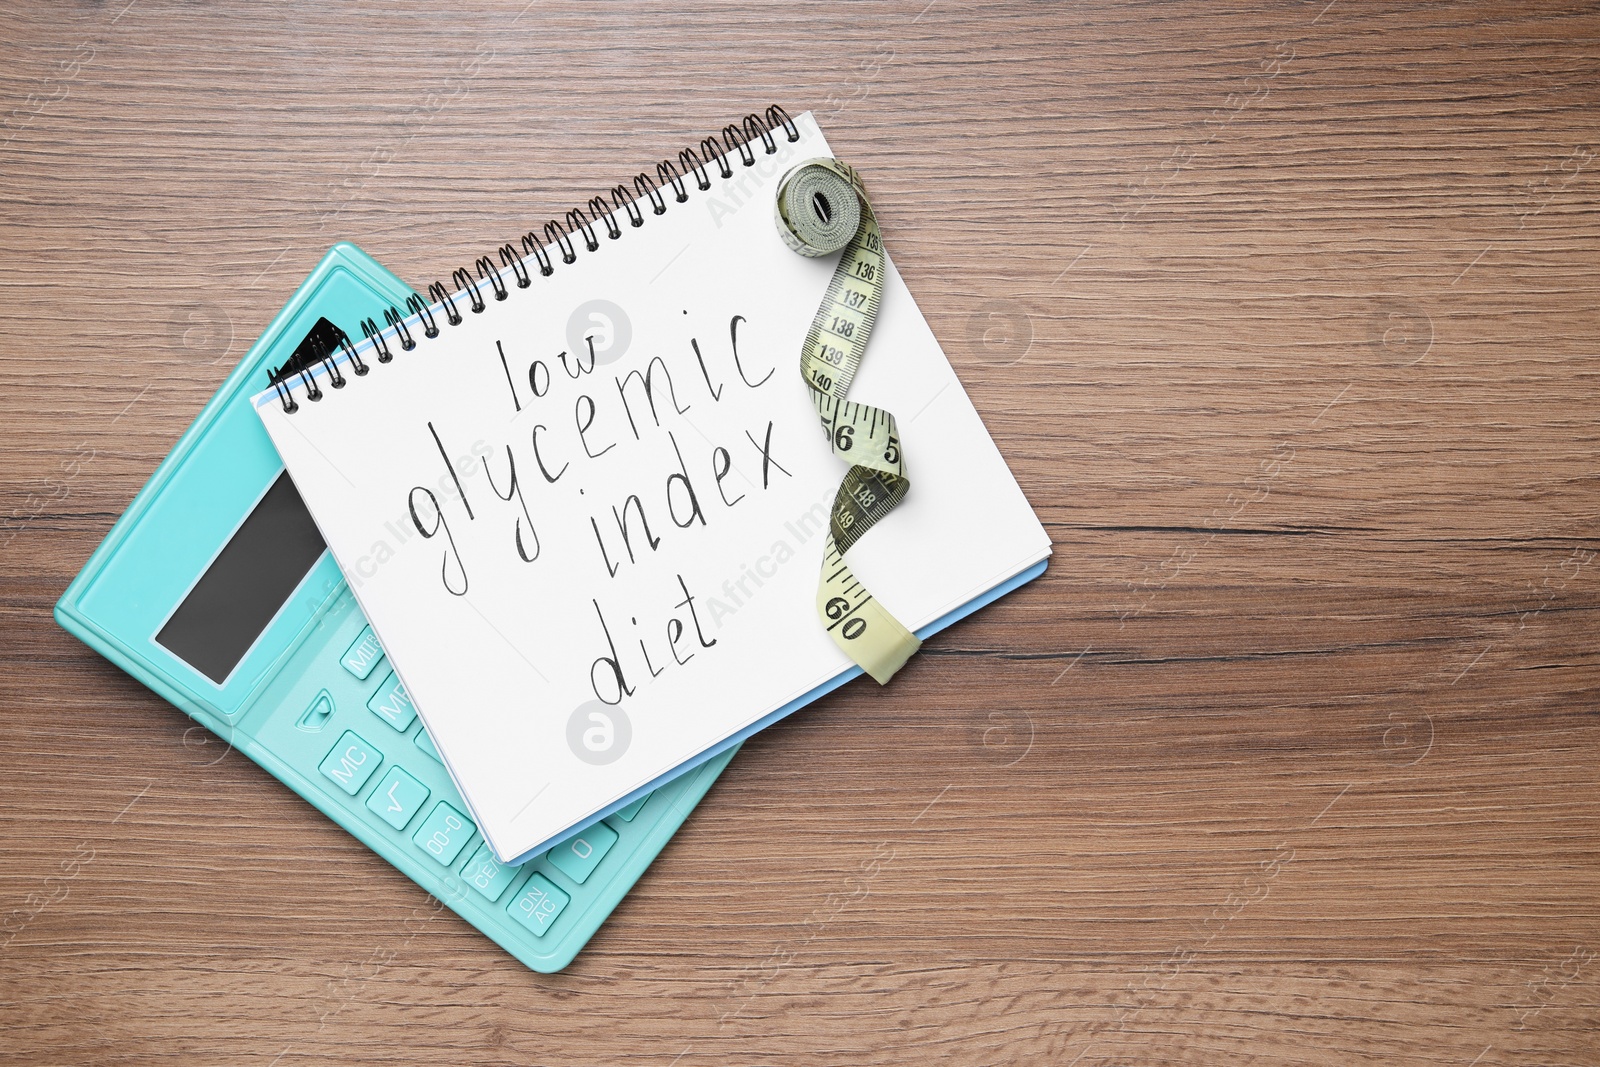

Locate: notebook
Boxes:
[253,108,1051,864]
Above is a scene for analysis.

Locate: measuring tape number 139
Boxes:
[775,157,921,684]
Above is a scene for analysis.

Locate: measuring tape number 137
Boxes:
[775,157,921,684]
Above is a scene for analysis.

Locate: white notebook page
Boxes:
[255,113,1050,862]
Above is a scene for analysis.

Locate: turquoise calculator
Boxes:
[54,243,735,973]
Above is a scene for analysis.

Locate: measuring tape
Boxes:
[775,157,921,684]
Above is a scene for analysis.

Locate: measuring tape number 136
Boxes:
[775,157,921,684]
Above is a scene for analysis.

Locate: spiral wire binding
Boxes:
[613,184,644,227]
[657,160,688,203]
[545,219,577,265]
[270,105,801,414]
[427,280,463,326]
[476,256,508,301]
[269,316,361,413]
[499,243,531,288]
[590,195,622,239]
[680,147,711,190]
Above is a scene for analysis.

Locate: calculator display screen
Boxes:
[156,472,327,684]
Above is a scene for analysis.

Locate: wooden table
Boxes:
[3,2,1596,1063]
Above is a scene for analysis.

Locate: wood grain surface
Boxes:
[3,1,1597,1063]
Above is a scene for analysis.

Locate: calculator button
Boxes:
[506,873,570,937]
[605,793,651,827]
[364,767,430,831]
[461,843,518,903]
[366,671,417,732]
[412,801,474,866]
[317,731,382,796]
[340,625,385,680]
[543,822,619,885]
[413,728,443,763]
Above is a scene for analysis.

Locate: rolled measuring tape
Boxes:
[775,157,921,684]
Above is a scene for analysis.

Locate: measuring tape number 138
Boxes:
[775,157,921,684]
